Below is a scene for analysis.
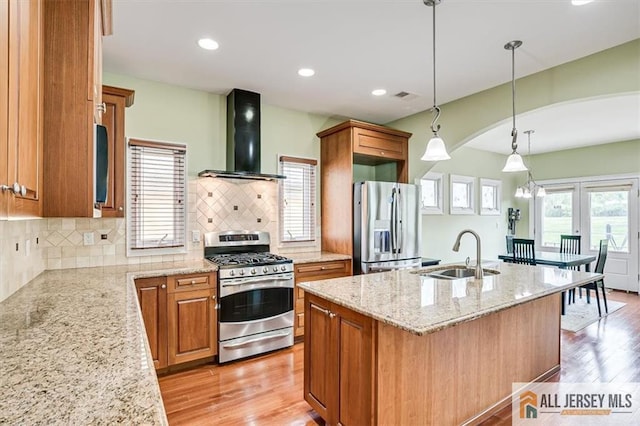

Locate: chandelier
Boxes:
[514,130,545,198]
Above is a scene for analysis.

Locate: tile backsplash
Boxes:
[1,177,320,302]
[0,219,47,302]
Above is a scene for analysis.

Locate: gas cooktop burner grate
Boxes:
[206,252,291,267]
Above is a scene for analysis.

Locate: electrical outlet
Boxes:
[83,232,94,246]
[192,230,200,243]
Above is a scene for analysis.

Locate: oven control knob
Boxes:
[239,270,245,276]
[273,266,278,272]
[250,268,256,275]
[280,265,286,272]
[229,270,235,277]
[263,267,268,273]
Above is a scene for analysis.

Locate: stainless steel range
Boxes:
[204,230,294,363]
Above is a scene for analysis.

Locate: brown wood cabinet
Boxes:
[135,276,168,369]
[304,292,375,426]
[42,0,111,217]
[294,259,351,338]
[135,272,218,370]
[317,120,411,256]
[0,0,43,218]
[100,85,134,217]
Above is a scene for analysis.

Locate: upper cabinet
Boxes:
[317,120,411,255]
[42,0,112,217]
[0,0,44,219]
[101,85,135,218]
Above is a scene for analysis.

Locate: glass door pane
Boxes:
[587,190,629,253]
[539,190,575,249]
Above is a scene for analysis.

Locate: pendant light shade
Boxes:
[421,136,450,161]
[502,153,527,172]
[515,187,524,198]
[421,0,450,162]
[513,130,546,198]
[536,186,546,197]
[502,40,527,173]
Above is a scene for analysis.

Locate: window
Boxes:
[279,156,317,243]
[450,174,475,215]
[480,178,501,215]
[417,172,443,215]
[127,138,187,255]
[540,187,575,248]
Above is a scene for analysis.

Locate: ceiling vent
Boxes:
[393,91,418,101]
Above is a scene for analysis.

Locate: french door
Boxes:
[533,177,639,292]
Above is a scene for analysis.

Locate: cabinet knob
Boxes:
[161,284,166,289]
[380,151,385,155]
[118,206,124,211]
[1,182,25,196]
[329,312,336,319]
[211,295,216,300]
[191,280,196,285]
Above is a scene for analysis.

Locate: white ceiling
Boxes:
[103,0,640,151]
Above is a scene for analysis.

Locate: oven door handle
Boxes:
[221,274,294,287]
[222,331,292,349]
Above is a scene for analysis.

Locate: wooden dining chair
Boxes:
[560,234,582,303]
[579,239,609,317]
[512,239,536,265]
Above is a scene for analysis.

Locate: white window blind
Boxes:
[128,139,187,252]
[279,156,317,243]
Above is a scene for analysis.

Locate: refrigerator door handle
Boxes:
[390,188,397,253]
[397,187,402,253]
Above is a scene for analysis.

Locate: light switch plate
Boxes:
[192,230,201,243]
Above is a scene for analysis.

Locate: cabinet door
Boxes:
[334,303,375,426]
[167,288,217,365]
[7,0,43,217]
[304,294,338,422]
[0,0,8,219]
[100,91,125,217]
[353,127,405,161]
[135,277,168,369]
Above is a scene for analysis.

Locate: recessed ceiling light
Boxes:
[372,89,387,96]
[298,68,315,77]
[571,0,594,5]
[198,38,219,50]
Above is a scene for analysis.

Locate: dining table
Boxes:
[498,251,597,315]
[498,251,597,272]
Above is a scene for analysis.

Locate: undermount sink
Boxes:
[424,267,500,280]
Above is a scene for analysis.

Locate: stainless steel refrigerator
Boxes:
[353,181,421,274]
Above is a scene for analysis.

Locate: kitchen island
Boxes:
[298,262,603,425]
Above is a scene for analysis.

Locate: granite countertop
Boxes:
[285,251,351,264]
[0,260,217,425]
[298,262,603,336]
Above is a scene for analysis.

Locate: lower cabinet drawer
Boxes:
[167,272,216,292]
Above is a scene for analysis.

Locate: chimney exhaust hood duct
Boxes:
[198,88,285,181]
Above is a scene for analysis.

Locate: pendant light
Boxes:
[421,0,450,161]
[502,40,527,172]
[514,130,546,198]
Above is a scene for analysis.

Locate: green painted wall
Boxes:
[529,139,640,180]
[416,147,527,263]
[103,73,340,177]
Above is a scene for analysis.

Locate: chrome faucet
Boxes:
[452,229,483,279]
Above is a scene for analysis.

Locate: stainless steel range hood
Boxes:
[198,89,285,181]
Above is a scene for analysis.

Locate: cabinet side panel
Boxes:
[376,294,561,424]
[320,128,353,256]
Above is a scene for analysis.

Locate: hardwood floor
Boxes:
[159,290,639,425]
